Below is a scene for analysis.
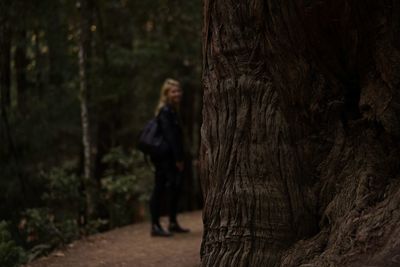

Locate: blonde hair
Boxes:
[155,78,181,115]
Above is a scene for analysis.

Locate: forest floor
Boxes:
[25,211,203,267]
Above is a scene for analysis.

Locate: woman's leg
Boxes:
[167,167,189,233]
[150,164,166,226]
[168,168,183,223]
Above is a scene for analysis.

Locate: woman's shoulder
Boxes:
[157,105,172,119]
[159,104,175,115]
[160,105,170,112]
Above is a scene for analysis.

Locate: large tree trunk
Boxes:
[77,0,97,221]
[200,1,400,266]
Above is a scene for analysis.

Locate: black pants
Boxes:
[150,159,183,226]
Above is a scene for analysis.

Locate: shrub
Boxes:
[19,208,80,261]
[101,148,153,226]
[41,167,81,208]
[0,221,26,267]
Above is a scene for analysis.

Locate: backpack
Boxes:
[137,117,166,157]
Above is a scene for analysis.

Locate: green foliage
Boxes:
[0,221,26,267]
[19,208,80,261]
[17,168,82,260]
[22,208,79,247]
[101,148,153,227]
[41,167,81,206]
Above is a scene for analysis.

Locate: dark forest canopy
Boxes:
[0,0,202,265]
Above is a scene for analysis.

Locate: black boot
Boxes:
[151,224,172,237]
[169,222,190,233]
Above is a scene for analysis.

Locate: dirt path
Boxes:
[26,211,203,267]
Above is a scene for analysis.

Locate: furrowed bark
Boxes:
[201,1,400,266]
[201,1,314,266]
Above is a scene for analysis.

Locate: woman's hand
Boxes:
[176,161,184,172]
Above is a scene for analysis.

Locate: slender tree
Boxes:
[77,0,97,221]
[47,0,68,87]
[0,0,12,110]
[15,27,28,111]
[201,1,400,266]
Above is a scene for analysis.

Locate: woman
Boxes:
[150,78,190,237]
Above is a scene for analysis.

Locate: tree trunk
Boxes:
[201,1,400,266]
[15,28,28,111]
[77,0,97,221]
[0,0,29,202]
[0,0,12,110]
[47,0,68,87]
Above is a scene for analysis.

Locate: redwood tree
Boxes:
[200,1,400,266]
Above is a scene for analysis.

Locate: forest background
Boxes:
[0,0,202,265]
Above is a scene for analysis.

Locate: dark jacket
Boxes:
[158,105,184,162]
